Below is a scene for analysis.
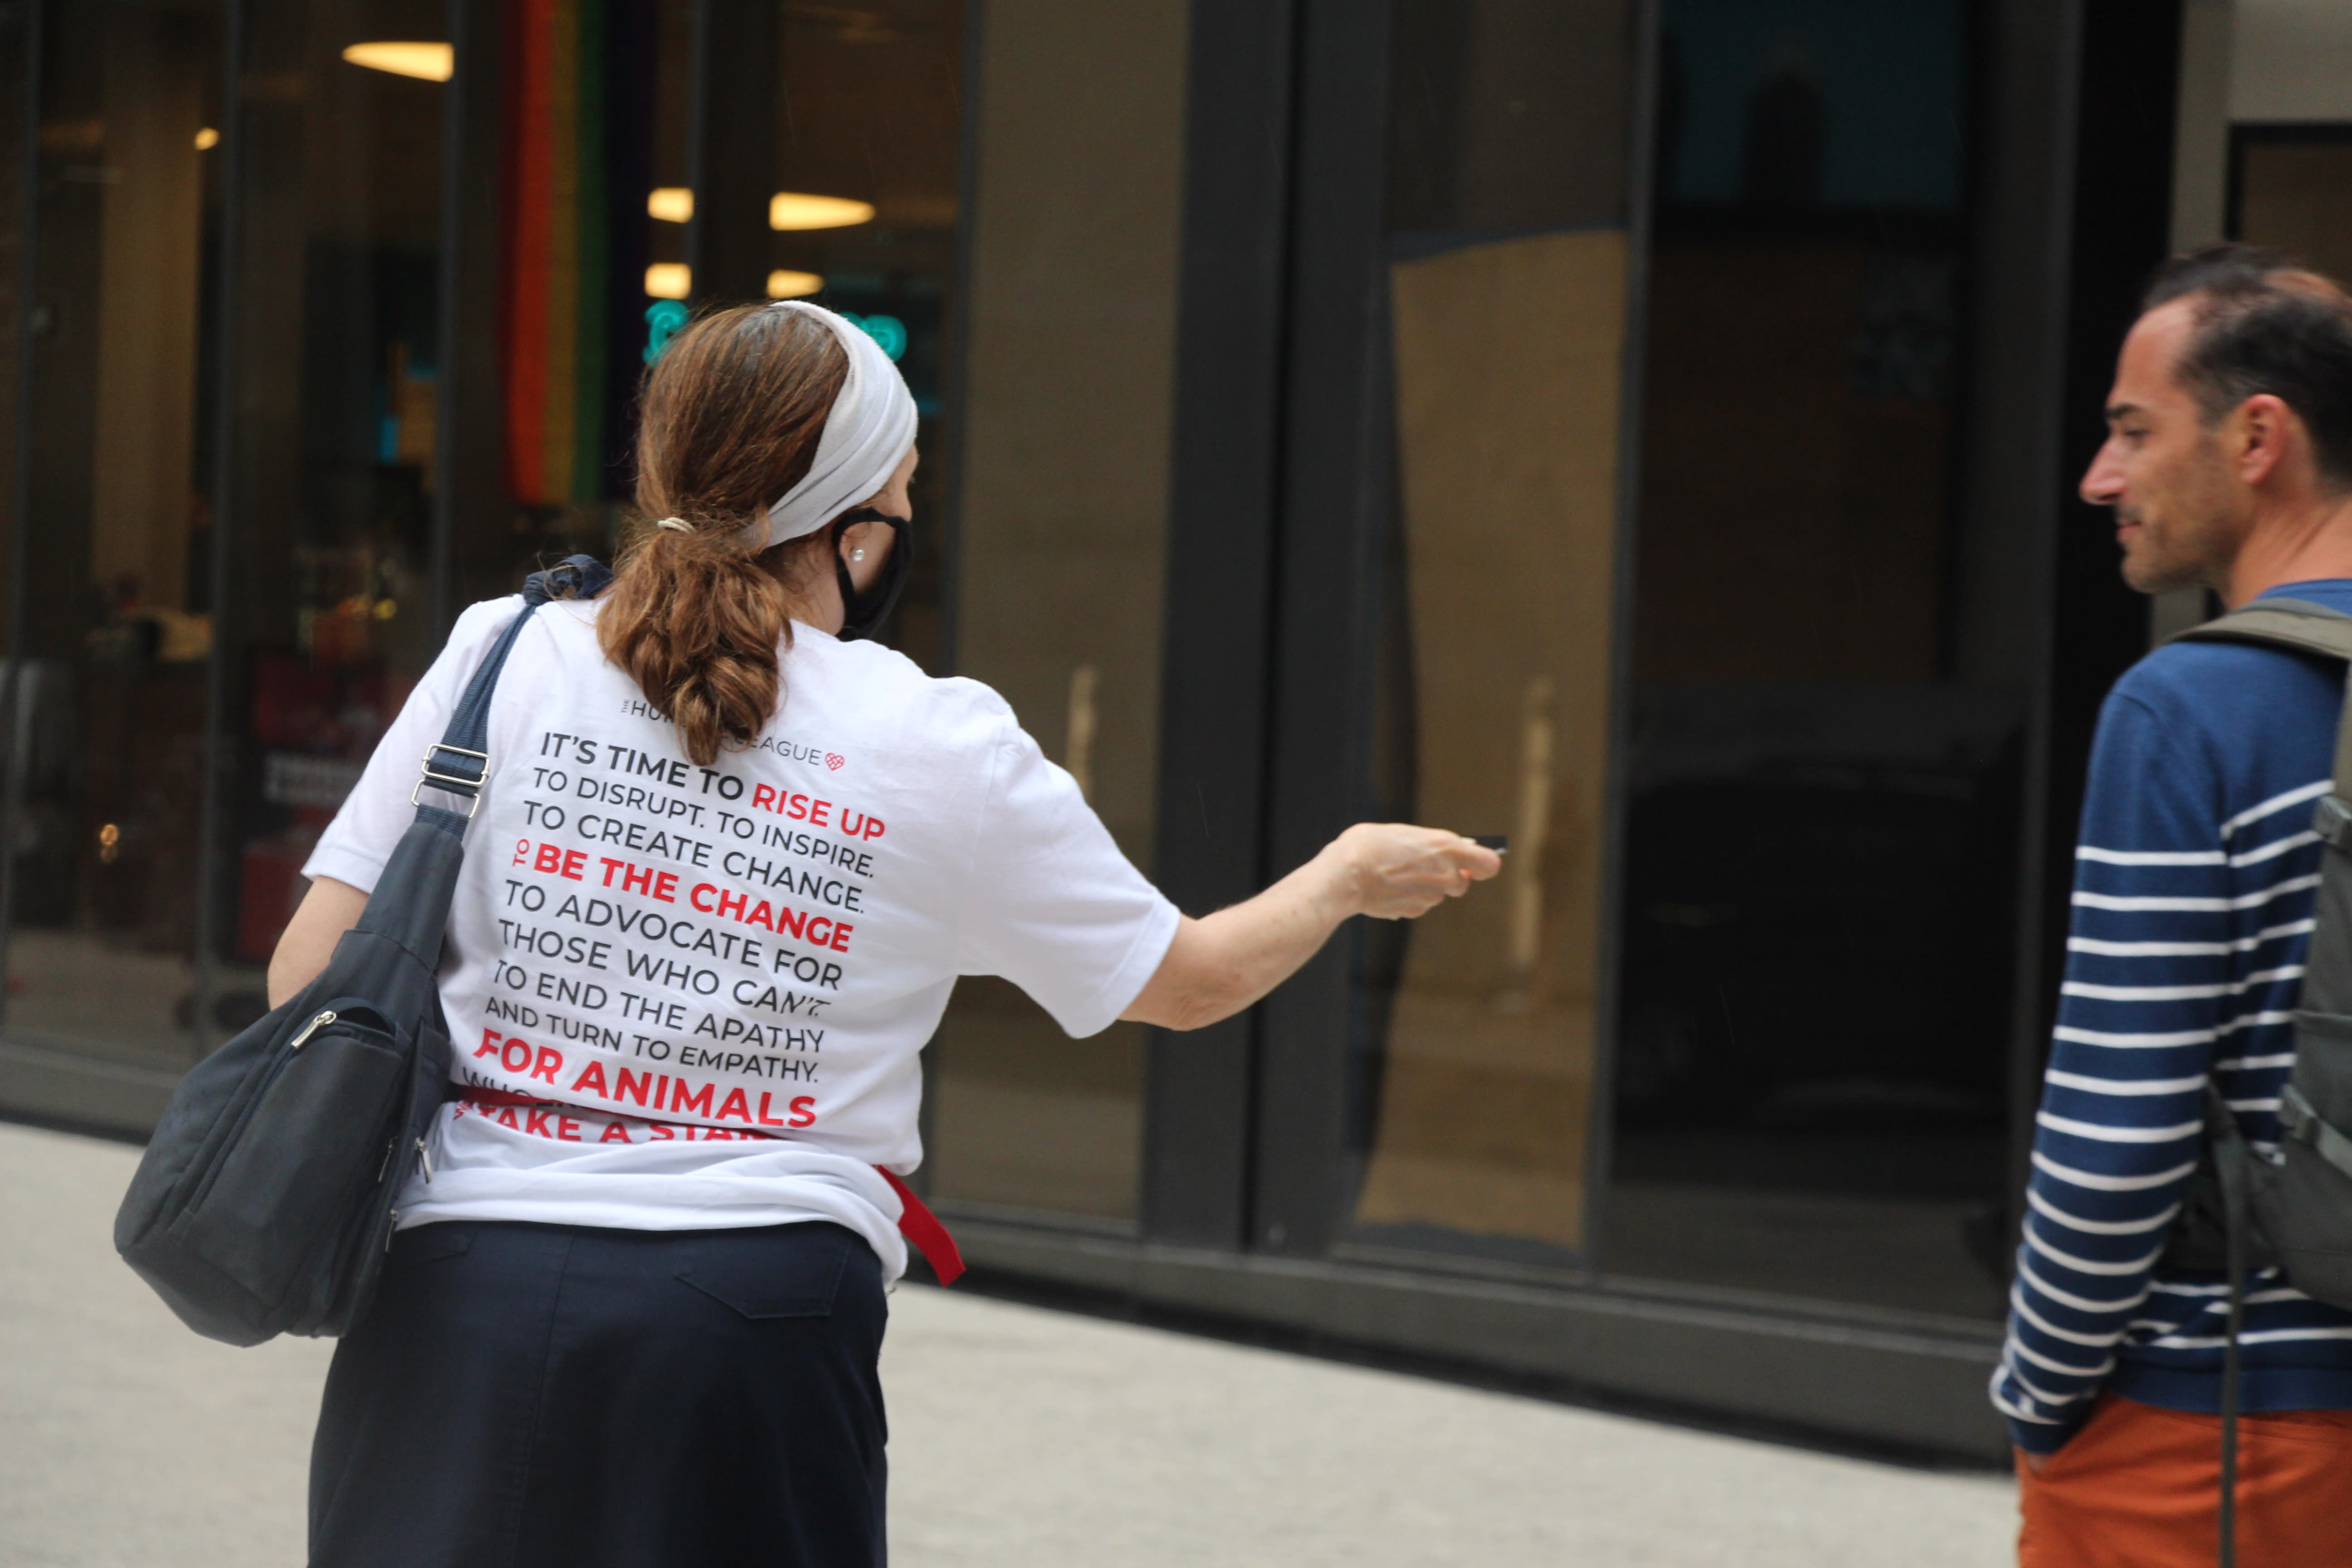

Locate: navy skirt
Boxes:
[309,1220,888,1568]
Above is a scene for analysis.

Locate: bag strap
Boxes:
[2204,1079,2254,1568]
[2179,600,2352,1000]
[2178,598,2352,843]
[409,555,611,837]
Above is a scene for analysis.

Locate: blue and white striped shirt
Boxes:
[1996,579,2352,1455]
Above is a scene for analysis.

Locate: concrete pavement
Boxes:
[0,1121,2018,1565]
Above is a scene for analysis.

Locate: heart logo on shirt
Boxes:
[825,753,846,771]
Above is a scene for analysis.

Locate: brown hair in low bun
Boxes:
[601,304,848,766]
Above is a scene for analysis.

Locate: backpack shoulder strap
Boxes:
[2175,597,2352,662]
[2177,599,2352,844]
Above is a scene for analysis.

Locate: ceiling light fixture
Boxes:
[769,192,874,231]
[645,263,692,300]
[766,270,824,299]
[340,42,455,82]
[194,127,220,151]
[647,187,693,223]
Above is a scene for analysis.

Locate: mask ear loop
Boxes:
[830,505,911,640]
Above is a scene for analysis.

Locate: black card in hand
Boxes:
[1471,835,1509,852]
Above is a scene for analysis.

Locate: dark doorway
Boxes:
[1609,0,2016,1320]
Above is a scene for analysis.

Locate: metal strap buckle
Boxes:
[419,741,489,789]
[2281,1082,2352,1183]
[413,741,490,819]
[2281,1081,2317,1138]
[411,777,483,819]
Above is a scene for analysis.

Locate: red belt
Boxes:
[456,1087,964,1285]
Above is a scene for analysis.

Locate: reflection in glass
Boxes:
[923,0,1189,1222]
[0,0,958,1116]
[1610,0,2015,1320]
[1348,0,1636,1265]
[200,0,456,1049]
[460,0,675,608]
[1353,236,1627,1261]
[766,0,962,674]
[5,0,225,1068]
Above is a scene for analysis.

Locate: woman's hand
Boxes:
[1122,824,1503,1032]
[1319,823,1501,920]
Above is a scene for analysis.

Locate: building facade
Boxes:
[6,0,2352,1460]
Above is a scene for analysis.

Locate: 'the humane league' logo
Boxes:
[825,753,845,771]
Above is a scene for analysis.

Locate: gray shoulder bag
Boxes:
[113,557,608,1346]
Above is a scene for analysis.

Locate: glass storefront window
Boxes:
[5,0,227,1069]
[1343,0,1638,1266]
[764,0,962,674]
[1609,0,2015,1320]
[200,0,456,1048]
[921,0,1188,1224]
[455,0,680,608]
[0,0,668,1088]
[0,0,969,1127]
[0,0,2050,1333]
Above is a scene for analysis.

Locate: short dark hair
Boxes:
[2141,244,2352,490]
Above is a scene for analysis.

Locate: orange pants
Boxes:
[2018,1393,2352,1567]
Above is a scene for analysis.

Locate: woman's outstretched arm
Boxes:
[275,828,1499,1024]
[1120,824,1501,1032]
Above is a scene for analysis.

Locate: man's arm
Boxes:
[1995,691,2230,1456]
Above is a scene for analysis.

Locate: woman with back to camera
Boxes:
[268,300,1500,1568]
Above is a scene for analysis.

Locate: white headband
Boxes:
[759,302,919,547]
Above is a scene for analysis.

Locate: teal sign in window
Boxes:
[841,311,908,362]
[644,301,904,365]
[643,299,691,365]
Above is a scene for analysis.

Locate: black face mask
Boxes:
[830,505,912,642]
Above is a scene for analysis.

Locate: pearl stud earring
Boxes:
[851,549,866,562]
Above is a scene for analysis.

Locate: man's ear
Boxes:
[2237,392,2299,488]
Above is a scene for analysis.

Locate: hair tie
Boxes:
[654,517,691,534]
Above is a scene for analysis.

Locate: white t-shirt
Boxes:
[304,595,1179,1278]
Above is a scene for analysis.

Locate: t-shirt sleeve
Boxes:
[951,714,1181,1039]
[302,597,524,896]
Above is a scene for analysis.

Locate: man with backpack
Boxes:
[1996,245,2352,1566]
